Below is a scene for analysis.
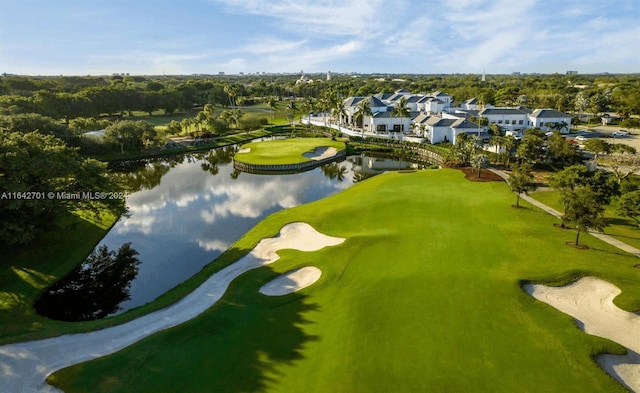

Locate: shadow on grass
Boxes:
[50,249,320,393]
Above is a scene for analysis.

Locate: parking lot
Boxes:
[571,125,640,151]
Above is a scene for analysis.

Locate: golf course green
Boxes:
[49,169,639,392]
[234,138,345,165]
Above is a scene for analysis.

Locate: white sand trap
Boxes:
[526,277,640,391]
[304,146,338,161]
[260,266,322,296]
[0,222,345,393]
[237,147,251,153]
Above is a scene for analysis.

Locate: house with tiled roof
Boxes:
[421,116,482,144]
[528,109,572,132]
[461,98,479,110]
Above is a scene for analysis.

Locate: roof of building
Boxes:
[451,118,480,129]
[412,113,433,124]
[426,116,457,127]
[432,91,450,98]
[453,109,480,118]
[464,98,478,105]
[479,107,530,116]
[371,110,419,119]
[406,95,422,103]
[343,96,387,108]
[387,93,406,102]
[342,96,364,107]
[373,93,394,100]
[529,109,571,118]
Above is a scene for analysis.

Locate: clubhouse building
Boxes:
[306,89,572,145]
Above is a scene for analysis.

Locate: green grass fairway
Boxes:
[235,138,345,165]
[49,170,639,392]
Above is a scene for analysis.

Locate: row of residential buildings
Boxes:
[311,89,572,145]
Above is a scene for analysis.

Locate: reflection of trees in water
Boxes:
[110,157,177,193]
[321,163,347,182]
[353,170,378,183]
[230,169,241,179]
[196,145,238,176]
[34,243,140,321]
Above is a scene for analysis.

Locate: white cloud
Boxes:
[213,0,391,36]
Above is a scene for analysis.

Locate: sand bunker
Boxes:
[260,266,322,296]
[526,277,640,391]
[303,146,338,161]
[0,222,345,393]
[237,147,251,153]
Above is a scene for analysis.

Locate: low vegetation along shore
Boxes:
[40,169,639,392]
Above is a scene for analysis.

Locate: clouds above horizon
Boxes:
[1,0,638,75]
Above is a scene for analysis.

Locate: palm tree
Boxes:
[224,85,237,109]
[317,97,330,128]
[180,118,190,135]
[196,111,207,136]
[502,135,516,166]
[266,96,278,121]
[392,96,410,140]
[331,100,346,128]
[203,103,216,118]
[354,98,373,137]
[301,98,314,130]
[286,101,297,126]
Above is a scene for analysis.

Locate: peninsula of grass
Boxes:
[49,169,639,393]
[234,137,345,165]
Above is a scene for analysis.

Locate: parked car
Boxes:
[575,135,587,141]
[612,130,629,138]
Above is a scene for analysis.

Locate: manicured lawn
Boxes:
[235,138,345,165]
[531,190,640,250]
[49,170,638,392]
[0,210,118,343]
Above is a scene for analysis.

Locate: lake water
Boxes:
[39,145,422,319]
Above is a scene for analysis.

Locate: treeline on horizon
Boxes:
[1,72,640,121]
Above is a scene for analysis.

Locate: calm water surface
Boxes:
[44,145,421,318]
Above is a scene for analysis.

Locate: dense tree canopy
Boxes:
[0,130,123,245]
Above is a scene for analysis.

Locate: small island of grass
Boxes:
[233,137,346,173]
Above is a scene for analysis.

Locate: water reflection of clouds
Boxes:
[102,153,362,312]
[200,177,302,224]
[195,239,230,252]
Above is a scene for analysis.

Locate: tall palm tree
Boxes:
[392,96,410,140]
[317,97,330,128]
[180,118,190,135]
[301,98,314,130]
[266,96,278,121]
[355,98,373,137]
[331,102,346,128]
[196,111,207,135]
[224,85,237,109]
[287,101,297,126]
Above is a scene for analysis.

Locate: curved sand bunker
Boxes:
[260,266,322,296]
[0,222,345,393]
[303,146,338,161]
[237,147,251,154]
[526,277,640,392]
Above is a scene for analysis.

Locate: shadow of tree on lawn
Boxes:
[50,247,321,393]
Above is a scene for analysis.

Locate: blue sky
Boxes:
[1,0,639,75]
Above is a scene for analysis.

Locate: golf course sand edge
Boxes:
[304,146,338,161]
[525,277,640,392]
[260,266,322,296]
[0,222,345,393]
